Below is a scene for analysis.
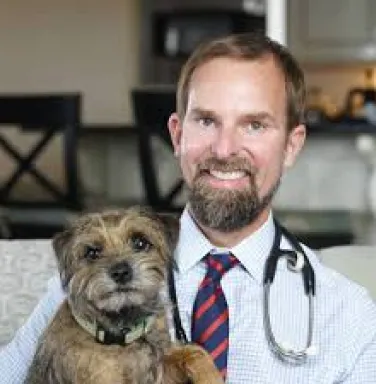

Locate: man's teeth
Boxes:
[210,170,246,180]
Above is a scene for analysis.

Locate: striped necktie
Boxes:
[191,251,239,380]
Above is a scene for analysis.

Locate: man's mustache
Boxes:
[196,157,255,175]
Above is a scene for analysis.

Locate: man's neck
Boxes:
[190,208,271,248]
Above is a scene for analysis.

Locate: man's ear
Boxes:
[52,228,74,289]
[168,112,183,157]
[283,124,306,169]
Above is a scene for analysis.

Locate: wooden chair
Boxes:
[0,93,82,238]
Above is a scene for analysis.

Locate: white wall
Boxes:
[0,0,141,123]
[0,0,141,200]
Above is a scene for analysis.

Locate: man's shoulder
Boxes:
[304,244,373,297]
[302,245,376,363]
[306,245,374,298]
[303,244,376,330]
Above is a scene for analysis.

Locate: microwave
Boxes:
[152,10,266,58]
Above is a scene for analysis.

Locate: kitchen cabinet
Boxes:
[151,0,265,12]
[288,0,376,63]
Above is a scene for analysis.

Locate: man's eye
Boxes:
[246,121,265,133]
[84,245,102,260]
[197,116,214,127]
[130,234,152,252]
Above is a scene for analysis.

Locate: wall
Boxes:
[0,0,141,200]
[0,0,141,123]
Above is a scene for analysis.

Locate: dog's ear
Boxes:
[52,228,74,289]
[52,228,72,256]
[156,212,180,251]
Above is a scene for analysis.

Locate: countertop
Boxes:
[307,120,376,135]
[79,120,376,137]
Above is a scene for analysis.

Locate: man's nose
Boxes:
[210,127,241,158]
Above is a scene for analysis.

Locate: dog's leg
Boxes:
[162,344,224,384]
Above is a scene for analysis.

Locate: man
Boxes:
[1,33,376,383]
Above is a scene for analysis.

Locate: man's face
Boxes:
[168,56,305,231]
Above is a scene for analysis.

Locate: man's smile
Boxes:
[200,169,251,189]
[209,170,247,180]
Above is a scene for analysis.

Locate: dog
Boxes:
[26,207,224,384]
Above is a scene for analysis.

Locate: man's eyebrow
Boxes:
[189,107,217,117]
[188,108,277,125]
[241,112,274,121]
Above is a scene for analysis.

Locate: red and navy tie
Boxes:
[191,251,239,380]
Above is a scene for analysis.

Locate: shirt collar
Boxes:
[175,207,275,284]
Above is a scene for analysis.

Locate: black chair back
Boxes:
[132,88,183,212]
[0,93,82,210]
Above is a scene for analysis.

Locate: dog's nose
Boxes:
[109,261,133,284]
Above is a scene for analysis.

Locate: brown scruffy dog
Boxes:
[26,207,223,384]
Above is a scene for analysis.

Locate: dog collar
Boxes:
[71,308,155,346]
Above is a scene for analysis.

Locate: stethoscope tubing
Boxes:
[263,221,316,364]
[263,282,315,364]
[168,259,189,343]
[167,220,317,363]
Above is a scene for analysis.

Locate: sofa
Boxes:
[0,240,375,346]
[0,240,56,346]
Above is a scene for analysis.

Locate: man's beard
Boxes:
[188,157,280,232]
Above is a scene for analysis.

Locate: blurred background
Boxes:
[1,0,376,248]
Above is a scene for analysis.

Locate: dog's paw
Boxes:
[163,344,224,384]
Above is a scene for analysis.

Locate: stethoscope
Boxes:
[167,219,317,365]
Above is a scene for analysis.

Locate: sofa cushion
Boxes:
[0,240,56,345]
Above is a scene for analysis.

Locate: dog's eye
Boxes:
[130,234,152,252]
[84,245,102,260]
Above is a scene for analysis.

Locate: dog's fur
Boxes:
[26,207,223,384]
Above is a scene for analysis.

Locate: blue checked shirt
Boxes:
[1,209,376,383]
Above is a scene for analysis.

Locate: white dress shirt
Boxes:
[1,209,376,383]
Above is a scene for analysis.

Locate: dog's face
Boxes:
[53,207,179,317]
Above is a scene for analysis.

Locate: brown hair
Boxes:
[176,32,306,132]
